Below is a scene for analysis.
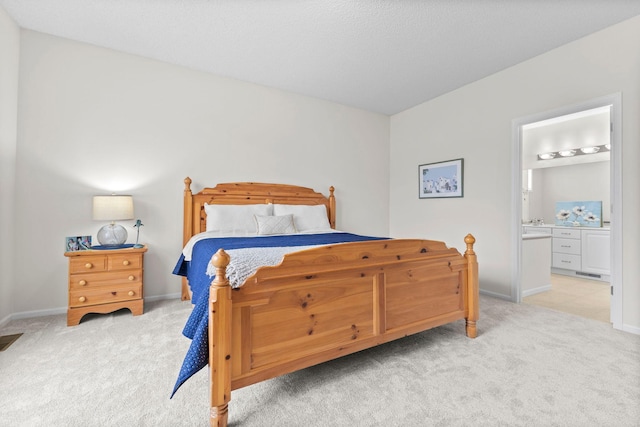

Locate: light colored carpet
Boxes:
[1,296,638,426]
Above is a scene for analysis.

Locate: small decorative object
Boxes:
[92,194,134,246]
[133,219,144,248]
[66,236,91,252]
[555,201,603,227]
[419,158,464,199]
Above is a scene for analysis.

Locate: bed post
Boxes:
[464,234,479,338]
[182,177,193,301]
[328,186,336,229]
[209,249,232,427]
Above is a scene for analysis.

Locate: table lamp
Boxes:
[92,195,134,246]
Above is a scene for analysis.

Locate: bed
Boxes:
[174,178,479,426]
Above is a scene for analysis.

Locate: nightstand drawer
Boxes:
[553,238,581,255]
[552,253,581,270]
[69,284,142,308]
[108,253,143,270]
[68,256,107,274]
[69,269,142,289]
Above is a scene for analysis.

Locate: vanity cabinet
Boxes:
[581,229,611,276]
[552,228,581,271]
[523,225,610,281]
[549,227,610,281]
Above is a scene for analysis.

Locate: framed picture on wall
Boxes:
[554,201,603,227]
[419,158,464,199]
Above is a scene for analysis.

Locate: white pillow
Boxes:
[272,204,332,232]
[204,203,273,234]
[254,214,297,235]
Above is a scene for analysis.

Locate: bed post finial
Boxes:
[463,234,478,338]
[182,177,195,301]
[464,234,476,255]
[209,248,232,427]
[329,186,336,229]
[211,249,231,285]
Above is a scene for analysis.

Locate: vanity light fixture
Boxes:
[558,149,576,157]
[580,146,600,154]
[537,144,610,161]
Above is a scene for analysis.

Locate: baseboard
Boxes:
[15,307,66,319]
[551,268,610,283]
[145,293,182,302]
[0,314,11,328]
[0,293,183,328]
[622,323,640,336]
[522,284,552,298]
[479,289,512,301]
[0,306,66,327]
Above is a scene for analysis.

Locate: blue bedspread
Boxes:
[171,232,387,397]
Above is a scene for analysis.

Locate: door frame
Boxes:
[511,93,622,330]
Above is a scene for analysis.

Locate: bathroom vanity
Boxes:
[523,225,610,282]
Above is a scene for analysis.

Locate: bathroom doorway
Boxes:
[523,274,610,322]
[511,93,622,330]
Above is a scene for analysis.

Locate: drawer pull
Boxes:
[78,296,86,303]
[561,260,571,263]
[85,263,93,269]
[128,291,135,297]
[128,275,135,281]
[123,260,130,266]
[78,280,87,286]
[561,245,571,248]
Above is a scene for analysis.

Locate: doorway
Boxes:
[511,93,622,330]
[523,274,610,322]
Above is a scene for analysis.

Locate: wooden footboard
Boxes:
[207,235,478,426]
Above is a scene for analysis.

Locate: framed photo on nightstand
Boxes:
[65,236,92,252]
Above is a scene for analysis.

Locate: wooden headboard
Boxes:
[181,177,336,299]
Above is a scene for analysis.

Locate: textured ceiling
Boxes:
[1,1,640,115]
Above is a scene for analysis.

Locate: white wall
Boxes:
[0,8,20,324]
[390,16,640,330]
[11,30,389,316]
[6,14,640,333]
[534,161,610,225]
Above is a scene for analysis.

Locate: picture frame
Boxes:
[555,201,603,227]
[66,236,92,252]
[419,158,464,199]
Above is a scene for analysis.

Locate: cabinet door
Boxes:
[581,230,610,275]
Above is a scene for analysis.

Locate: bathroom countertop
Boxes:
[523,224,610,231]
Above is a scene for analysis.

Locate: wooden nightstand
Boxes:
[64,246,147,326]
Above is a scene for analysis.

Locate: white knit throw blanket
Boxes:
[206,246,317,288]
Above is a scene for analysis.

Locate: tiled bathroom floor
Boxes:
[523,274,610,323]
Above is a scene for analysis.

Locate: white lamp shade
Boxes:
[92,195,134,221]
